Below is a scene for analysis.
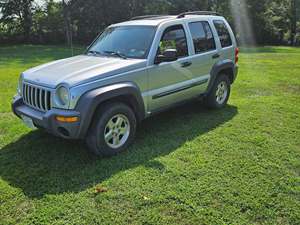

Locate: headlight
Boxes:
[17,74,23,95]
[56,86,70,106]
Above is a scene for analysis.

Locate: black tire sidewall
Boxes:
[206,74,231,109]
[88,103,137,157]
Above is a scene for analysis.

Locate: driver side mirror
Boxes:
[154,49,178,64]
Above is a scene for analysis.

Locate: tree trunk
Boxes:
[22,0,33,43]
[290,0,297,46]
[62,0,72,46]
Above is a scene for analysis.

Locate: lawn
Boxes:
[0,45,299,225]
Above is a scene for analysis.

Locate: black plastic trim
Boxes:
[152,79,209,100]
[206,60,237,95]
[75,82,145,138]
[12,97,82,139]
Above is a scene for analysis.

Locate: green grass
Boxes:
[0,45,299,225]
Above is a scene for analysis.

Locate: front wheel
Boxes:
[86,102,137,157]
[205,74,231,109]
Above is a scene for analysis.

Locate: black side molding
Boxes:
[152,79,208,100]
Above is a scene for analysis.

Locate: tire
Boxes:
[205,74,231,109]
[86,102,137,157]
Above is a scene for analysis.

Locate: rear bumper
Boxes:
[12,95,82,139]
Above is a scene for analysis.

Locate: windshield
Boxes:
[88,26,156,59]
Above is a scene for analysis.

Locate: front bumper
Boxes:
[12,95,82,139]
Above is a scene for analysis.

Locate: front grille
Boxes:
[22,83,52,112]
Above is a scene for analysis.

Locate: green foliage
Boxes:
[0,45,300,224]
[0,1,300,45]
[0,0,34,42]
[31,0,65,43]
[159,40,176,53]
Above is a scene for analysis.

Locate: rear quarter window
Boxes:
[213,20,232,48]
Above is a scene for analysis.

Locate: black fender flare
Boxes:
[75,82,145,138]
[207,59,236,94]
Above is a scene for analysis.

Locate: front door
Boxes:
[147,24,197,112]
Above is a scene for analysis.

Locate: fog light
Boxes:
[56,116,79,123]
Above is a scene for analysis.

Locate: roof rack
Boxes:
[130,11,219,21]
[130,15,169,20]
[177,11,220,18]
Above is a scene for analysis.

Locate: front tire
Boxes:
[86,102,137,157]
[205,74,231,109]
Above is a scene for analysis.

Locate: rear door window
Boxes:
[188,21,216,53]
[213,20,232,48]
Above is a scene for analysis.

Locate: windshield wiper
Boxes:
[104,51,127,59]
[86,50,102,56]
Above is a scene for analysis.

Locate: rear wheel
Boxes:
[205,74,231,109]
[86,102,137,157]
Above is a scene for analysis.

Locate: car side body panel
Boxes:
[145,20,215,112]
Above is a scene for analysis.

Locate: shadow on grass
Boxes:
[0,102,237,198]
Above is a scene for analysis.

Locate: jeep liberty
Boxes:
[12,11,239,156]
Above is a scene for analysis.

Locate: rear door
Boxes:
[185,20,220,92]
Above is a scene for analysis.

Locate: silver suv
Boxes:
[12,11,239,156]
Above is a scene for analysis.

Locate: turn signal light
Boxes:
[56,116,79,123]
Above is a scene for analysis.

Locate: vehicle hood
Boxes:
[23,55,147,88]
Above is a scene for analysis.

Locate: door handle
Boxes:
[181,61,192,68]
[212,54,220,59]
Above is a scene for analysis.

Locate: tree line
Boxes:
[0,0,299,46]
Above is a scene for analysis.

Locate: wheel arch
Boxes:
[75,82,145,138]
[207,60,236,95]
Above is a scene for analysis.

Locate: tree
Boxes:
[289,0,300,45]
[31,0,64,43]
[0,0,34,42]
[0,0,299,46]
[62,0,72,46]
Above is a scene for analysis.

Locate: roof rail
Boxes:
[130,15,169,20]
[177,11,220,18]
